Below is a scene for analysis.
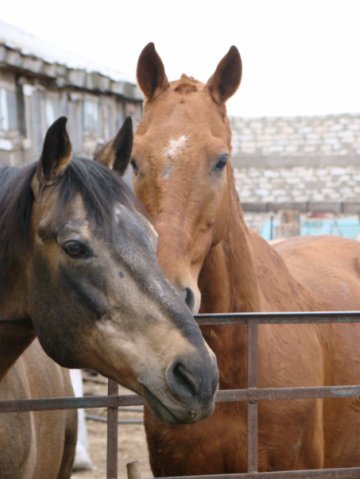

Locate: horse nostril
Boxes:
[167,360,198,400]
[183,287,195,311]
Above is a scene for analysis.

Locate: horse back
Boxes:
[272,234,360,310]
[0,340,77,479]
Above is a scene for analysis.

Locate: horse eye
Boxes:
[213,154,229,172]
[62,240,91,259]
[130,159,139,175]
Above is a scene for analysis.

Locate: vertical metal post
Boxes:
[247,318,259,472]
[107,379,119,479]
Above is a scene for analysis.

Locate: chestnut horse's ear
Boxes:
[206,46,242,104]
[94,116,133,176]
[36,116,72,186]
[137,42,169,100]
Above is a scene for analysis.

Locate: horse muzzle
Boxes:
[141,354,219,425]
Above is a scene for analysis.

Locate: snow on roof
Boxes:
[0,19,135,85]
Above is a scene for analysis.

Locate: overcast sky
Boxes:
[1,0,359,117]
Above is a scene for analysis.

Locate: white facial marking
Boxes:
[164,135,188,161]
[114,203,127,223]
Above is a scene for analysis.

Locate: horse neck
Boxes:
[0,317,35,381]
[198,166,261,388]
[199,166,261,314]
[197,165,315,387]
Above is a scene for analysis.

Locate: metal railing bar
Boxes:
[247,318,258,472]
[143,467,360,479]
[217,385,360,402]
[195,311,360,325]
[2,311,360,328]
[1,384,360,413]
[107,379,119,479]
[0,393,144,412]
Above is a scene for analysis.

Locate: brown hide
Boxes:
[0,340,76,479]
[134,44,360,474]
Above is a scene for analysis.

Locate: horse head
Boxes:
[132,43,242,313]
[24,117,218,424]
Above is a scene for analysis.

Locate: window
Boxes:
[0,88,18,131]
[83,98,100,133]
[45,94,61,127]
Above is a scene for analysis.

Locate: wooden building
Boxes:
[0,19,143,166]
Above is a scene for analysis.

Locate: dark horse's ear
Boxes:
[35,116,72,187]
[94,116,133,176]
[206,46,242,104]
[137,42,169,100]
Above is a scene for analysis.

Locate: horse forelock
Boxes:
[173,76,201,95]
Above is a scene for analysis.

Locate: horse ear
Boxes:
[37,116,72,185]
[206,46,242,104]
[137,42,169,100]
[94,116,133,176]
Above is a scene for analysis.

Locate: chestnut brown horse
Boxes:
[128,43,360,474]
[0,117,218,479]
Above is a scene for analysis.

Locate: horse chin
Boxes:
[142,385,215,425]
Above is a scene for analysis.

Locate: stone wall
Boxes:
[231,113,360,160]
[230,113,360,204]
[233,165,360,204]
[229,113,360,235]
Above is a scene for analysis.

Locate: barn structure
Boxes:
[0,19,142,166]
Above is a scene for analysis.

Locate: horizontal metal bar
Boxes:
[0,394,143,413]
[2,311,360,328]
[195,311,360,325]
[216,385,360,402]
[149,467,360,479]
[1,384,359,414]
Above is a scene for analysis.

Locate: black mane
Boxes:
[0,157,141,281]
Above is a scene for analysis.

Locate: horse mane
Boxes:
[0,163,37,283]
[0,158,141,282]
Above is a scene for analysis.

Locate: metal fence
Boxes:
[1,312,360,479]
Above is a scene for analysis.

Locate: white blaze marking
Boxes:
[164,135,188,160]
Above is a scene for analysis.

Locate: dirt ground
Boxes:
[71,372,153,479]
